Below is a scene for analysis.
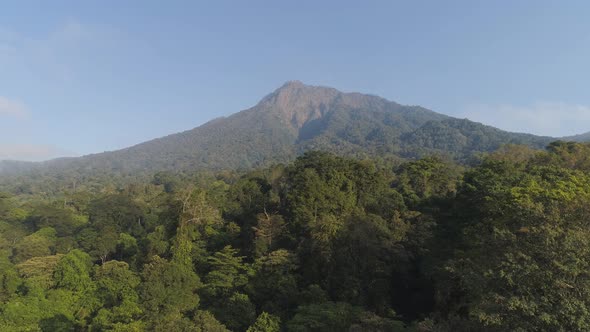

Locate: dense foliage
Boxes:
[1,142,590,331]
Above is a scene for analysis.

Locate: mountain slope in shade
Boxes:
[0,81,564,177]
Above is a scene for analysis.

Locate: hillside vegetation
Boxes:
[0,82,559,184]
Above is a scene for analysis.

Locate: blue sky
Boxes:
[1,1,590,160]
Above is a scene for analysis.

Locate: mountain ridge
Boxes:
[0,81,584,178]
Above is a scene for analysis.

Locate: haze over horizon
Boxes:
[2,1,590,161]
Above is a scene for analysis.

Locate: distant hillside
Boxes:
[563,131,590,142]
[0,81,561,179]
[0,160,36,174]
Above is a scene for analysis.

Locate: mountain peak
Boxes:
[272,80,337,95]
[279,80,305,89]
[257,81,341,131]
[272,80,333,96]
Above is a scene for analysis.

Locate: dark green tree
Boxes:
[247,312,281,332]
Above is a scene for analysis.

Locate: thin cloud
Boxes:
[0,144,76,162]
[1,19,121,83]
[459,102,590,137]
[0,96,28,118]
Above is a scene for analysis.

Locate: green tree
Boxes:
[287,152,357,241]
[202,245,252,301]
[53,249,94,292]
[442,159,590,331]
[328,214,398,311]
[214,292,256,332]
[88,194,147,238]
[253,212,285,257]
[193,310,230,332]
[152,171,181,193]
[115,233,139,266]
[394,157,459,207]
[52,250,98,326]
[91,260,142,331]
[247,312,281,332]
[12,227,57,263]
[0,255,20,302]
[140,256,201,316]
[171,188,222,268]
[249,249,299,316]
[26,204,87,237]
[286,302,363,332]
[15,254,63,289]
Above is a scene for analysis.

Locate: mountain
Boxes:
[563,131,590,142]
[0,81,562,178]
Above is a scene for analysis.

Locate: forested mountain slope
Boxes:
[563,131,590,142]
[0,81,558,180]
